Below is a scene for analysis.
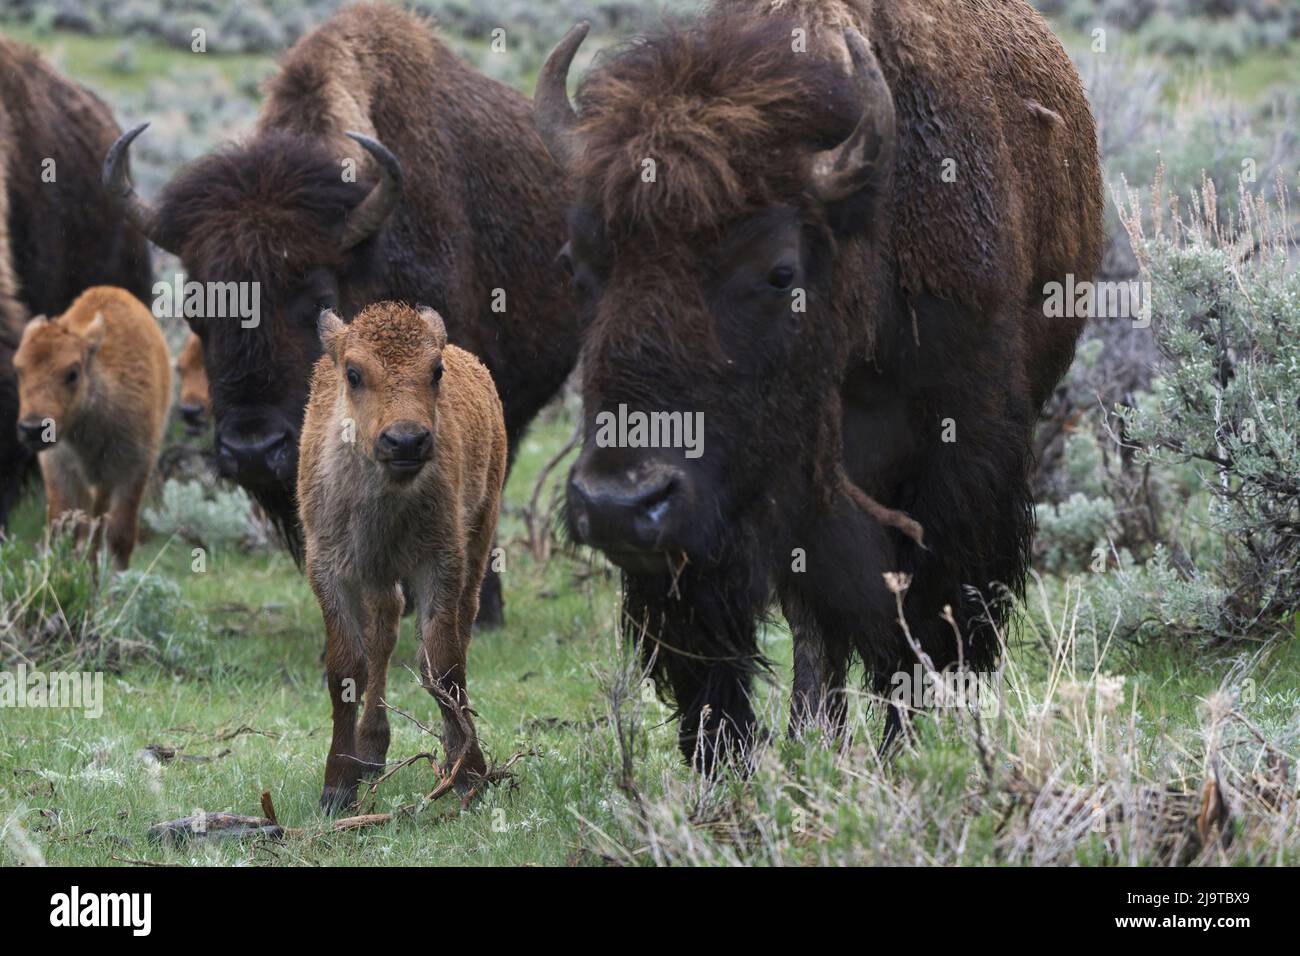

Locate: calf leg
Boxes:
[417,566,487,792]
[355,583,402,780]
[308,567,368,812]
[41,451,93,549]
[103,476,147,571]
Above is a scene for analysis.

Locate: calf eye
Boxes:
[768,265,796,290]
[432,362,444,385]
[65,366,79,386]
[346,366,361,389]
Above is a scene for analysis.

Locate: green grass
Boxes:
[2,408,1296,866]
[1,22,276,95]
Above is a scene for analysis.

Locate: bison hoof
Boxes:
[320,784,358,814]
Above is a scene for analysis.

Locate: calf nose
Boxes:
[179,403,205,427]
[217,428,292,481]
[376,422,433,462]
[568,464,685,555]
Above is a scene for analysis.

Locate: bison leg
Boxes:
[310,568,368,812]
[779,591,851,740]
[474,562,504,629]
[623,571,761,773]
[415,567,487,792]
[355,582,402,781]
[41,449,93,546]
[777,487,899,740]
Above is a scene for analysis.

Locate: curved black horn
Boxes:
[339,132,405,251]
[102,122,179,254]
[809,30,896,204]
[534,22,590,169]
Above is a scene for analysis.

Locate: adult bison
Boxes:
[536,0,1102,766]
[103,3,579,624]
[0,36,153,531]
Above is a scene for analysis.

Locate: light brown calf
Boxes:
[175,332,210,434]
[298,301,507,811]
[13,287,171,569]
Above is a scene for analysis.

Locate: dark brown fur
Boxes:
[0,36,152,531]
[554,0,1102,764]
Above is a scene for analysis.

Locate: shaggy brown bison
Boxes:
[536,0,1103,766]
[175,333,209,435]
[299,302,507,810]
[14,287,171,569]
[102,3,577,625]
[0,36,152,533]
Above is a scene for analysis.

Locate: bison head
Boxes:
[316,303,447,484]
[13,311,105,448]
[536,18,895,573]
[102,126,403,552]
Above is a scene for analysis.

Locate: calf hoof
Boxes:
[451,745,489,796]
[320,783,358,814]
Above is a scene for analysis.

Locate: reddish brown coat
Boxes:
[297,301,507,810]
[13,287,170,569]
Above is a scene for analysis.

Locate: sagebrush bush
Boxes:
[1114,171,1300,640]
[0,529,212,670]
[142,478,267,553]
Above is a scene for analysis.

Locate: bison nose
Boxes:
[217,428,293,482]
[16,420,49,447]
[567,464,686,560]
[376,422,433,475]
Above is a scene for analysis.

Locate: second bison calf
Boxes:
[299,301,507,811]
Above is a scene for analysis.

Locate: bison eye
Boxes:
[555,242,574,278]
[432,362,444,385]
[346,366,361,389]
[65,366,80,387]
[768,265,796,290]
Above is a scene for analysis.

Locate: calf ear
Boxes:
[19,314,47,343]
[318,309,346,361]
[416,306,448,350]
[83,313,107,355]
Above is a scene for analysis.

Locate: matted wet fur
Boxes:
[545,0,1102,766]
[298,301,507,810]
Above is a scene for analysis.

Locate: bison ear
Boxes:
[417,307,447,351]
[18,315,48,347]
[83,313,107,356]
[318,309,346,361]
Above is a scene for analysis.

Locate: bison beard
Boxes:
[0,38,152,532]
[540,0,1103,768]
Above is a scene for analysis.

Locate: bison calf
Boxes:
[13,287,171,569]
[298,301,507,811]
[175,333,210,435]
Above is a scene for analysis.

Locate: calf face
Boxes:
[13,313,106,448]
[317,307,446,483]
[175,333,210,434]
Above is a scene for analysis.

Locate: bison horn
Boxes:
[339,132,405,251]
[102,122,180,255]
[534,22,591,169]
[809,30,896,205]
